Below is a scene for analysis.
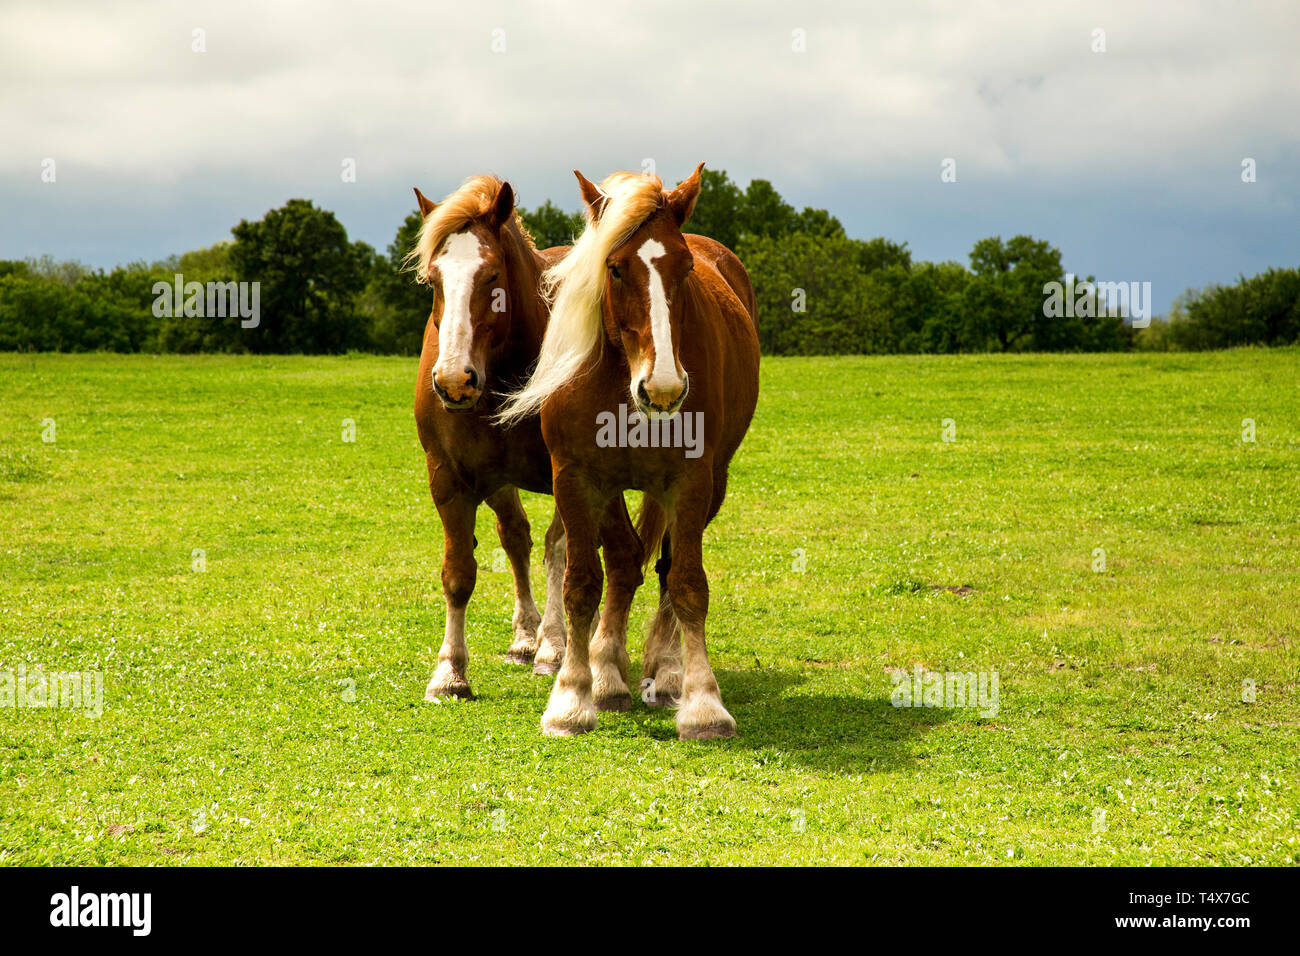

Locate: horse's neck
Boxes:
[499,242,548,366]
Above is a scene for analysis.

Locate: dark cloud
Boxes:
[2,0,1297,312]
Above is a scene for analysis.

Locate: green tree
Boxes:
[24,255,89,286]
[365,211,430,356]
[0,271,144,352]
[519,201,584,250]
[157,243,238,352]
[739,233,889,354]
[860,261,972,353]
[177,241,233,280]
[854,237,912,274]
[689,169,744,248]
[739,179,798,240]
[1176,267,1300,349]
[229,199,372,353]
[964,235,1065,351]
[793,206,846,239]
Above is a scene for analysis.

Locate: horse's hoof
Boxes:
[647,671,682,700]
[424,681,474,702]
[532,659,561,676]
[541,685,596,735]
[678,722,736,741]
[541,717,595,736]
[639,675,680,708]
[595,694,633,713]
[425,687,474,702]
[505,651,535,666]
[541,724,584,737]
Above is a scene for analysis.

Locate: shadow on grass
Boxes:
[627,665,953,775]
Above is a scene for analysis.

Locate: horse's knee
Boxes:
[544,511,565,551]
[442,559,476,608]
[563,561,602,623]
[497,517,532,556]
[666,565,707,627]
[605,557,643,595]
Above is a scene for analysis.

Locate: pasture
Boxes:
[1,350,1297,865]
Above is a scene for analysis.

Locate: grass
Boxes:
[1,349,1297,866]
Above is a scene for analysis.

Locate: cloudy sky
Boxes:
[3,0,1297,312]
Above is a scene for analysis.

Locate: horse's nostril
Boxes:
[637,381,651,407]
[464,367,478,390]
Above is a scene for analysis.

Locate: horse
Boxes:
[409,176,649,700]
[409,176,572,699]
[497,164,761,739]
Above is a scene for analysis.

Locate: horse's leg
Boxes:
[533,507,568,676]
[425,490,478,700]
[667,470,735,739]
[487,487,543,666]
[541,474,602,736]
[591,495,644,712]
[641,529,683,706]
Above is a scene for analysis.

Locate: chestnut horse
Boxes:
[498,164,760,739]
[409,176,571,698]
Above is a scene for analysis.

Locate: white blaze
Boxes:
[636,238,678,388]
[433,231,484,375]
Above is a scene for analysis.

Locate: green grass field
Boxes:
[1,350,1297,865]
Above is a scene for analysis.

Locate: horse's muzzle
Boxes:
[635,373,689,419]
[433,365,483,411]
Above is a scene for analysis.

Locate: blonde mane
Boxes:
[404,175,534,284]
[496,171,665,424]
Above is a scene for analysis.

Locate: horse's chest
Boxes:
[573,442,690,496]
[437,419,550,496]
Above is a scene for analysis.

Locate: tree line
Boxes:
[2,170,1296,354]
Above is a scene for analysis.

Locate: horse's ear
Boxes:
[490,181,515,229]
[413,187,437,219]
[667,162,705,227]
[575,170,610,223]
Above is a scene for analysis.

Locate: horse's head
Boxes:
[576,164,703,420]
[410,179,519,411]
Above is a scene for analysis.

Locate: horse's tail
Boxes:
[635,494,668,575]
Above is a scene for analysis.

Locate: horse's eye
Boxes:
[487,273,499,284]
[609,264,621,280]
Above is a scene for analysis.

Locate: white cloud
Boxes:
[3,0,1296,184]
[2,0,1296,308]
